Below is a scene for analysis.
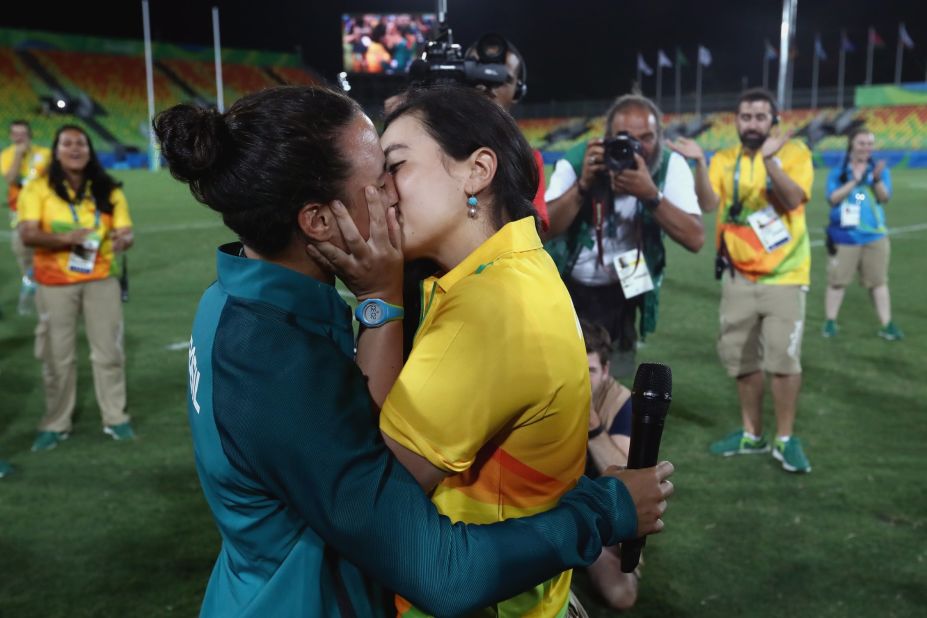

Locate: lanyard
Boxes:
[67,201,101,230]
[732,148,743,207]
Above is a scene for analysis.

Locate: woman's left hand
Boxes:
[307,186,403,302]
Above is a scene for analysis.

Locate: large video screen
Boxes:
[342,13,436,75]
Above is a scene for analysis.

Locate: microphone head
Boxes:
[632,363,673,402]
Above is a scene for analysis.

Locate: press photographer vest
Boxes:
[544,142,671,340]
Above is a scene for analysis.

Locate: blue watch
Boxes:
[354,299,404,328]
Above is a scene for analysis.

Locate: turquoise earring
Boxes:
[467,194,478,219]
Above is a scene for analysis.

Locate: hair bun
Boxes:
[153,104,227,184]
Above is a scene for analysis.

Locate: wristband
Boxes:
[588,425,606,439]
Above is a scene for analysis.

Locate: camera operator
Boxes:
[668,88,814,473]
[545,95,704,377]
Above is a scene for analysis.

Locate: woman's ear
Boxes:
[466,147,497,195]
[298,202,336,242]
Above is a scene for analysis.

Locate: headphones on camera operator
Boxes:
[467,33,528,102]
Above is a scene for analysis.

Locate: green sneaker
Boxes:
[821,319,838,338]
[709,430,770,456]
[31,431,68,452]
[0,459,12,478]
[773,437,811,473]
[103,422,136,441]
[878,322,903,341]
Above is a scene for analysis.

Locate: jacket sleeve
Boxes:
[212,316,637,617]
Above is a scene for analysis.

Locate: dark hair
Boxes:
[48,125,122,215]
[154,86,362,256]
[384,85,538,230]
[736,87,779,118]
[580,319,612,366]
[839,127,875,183]
[10,119,31,135]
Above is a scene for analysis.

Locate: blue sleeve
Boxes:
[608,399,633,437]
[211,302,637,617]
[880,166,892,198]
[825,167,843,202]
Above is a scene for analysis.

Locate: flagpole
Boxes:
[866,27,875,85]
[811,35,820,109]
[763,42,769,90]
[212,6,224,112]
[656,61,663,108]
[776,0,796,110]
[674,48,681,114]
[695,50,702,116]
[141,0,159,172]
[837,30,847,109]
[894,23,904,84]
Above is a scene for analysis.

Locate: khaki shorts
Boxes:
[827,236,889,289]
[717,272,806,377]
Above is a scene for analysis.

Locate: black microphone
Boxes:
[620,362,672,573]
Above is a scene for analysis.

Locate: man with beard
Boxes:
[668,88,814,473]
[546,95,704,377]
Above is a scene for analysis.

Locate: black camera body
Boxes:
[602,131,643,172]
[408,22,509,89]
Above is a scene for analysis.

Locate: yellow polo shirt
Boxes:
[1,144,51,223]
[381,216,590,618]
[17,179,131,285]
[709,141,814,285]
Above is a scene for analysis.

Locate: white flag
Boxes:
[698,45,712,67]
[900,23,915,49]
[657,49,673,68]
[637,53,654,76]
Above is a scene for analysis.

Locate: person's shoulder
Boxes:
[19,176,51,199]
[782,139,812,160]
[666,151,693,175]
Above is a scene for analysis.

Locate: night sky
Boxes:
[5,0,925,102]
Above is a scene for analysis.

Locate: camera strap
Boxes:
[593,196,606,266]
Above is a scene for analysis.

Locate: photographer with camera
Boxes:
[546,95,704,376]
[668,88,814,473]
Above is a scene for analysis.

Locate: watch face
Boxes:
[362,302,382,324]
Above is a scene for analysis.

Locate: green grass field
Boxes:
[1,168,925,617]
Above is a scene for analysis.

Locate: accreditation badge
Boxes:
[748,205,792,252]
[67,233,101,274]
[840,192,864,228]
[613,249,654,299]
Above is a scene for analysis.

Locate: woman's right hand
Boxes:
[306,186,404,302]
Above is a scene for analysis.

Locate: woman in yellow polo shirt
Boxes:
[366,86,591,617]
[18,125,135,452]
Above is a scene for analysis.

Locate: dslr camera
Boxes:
[602,131,643,173]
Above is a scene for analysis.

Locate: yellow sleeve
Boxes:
[781,141,814,203]
[0,148,12,176]
[16,179,44,223]
[380,279,527,473]
[708,149,727,204]
[111,188,132,228]
[35,147,52,177]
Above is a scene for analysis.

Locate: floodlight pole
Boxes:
[141,1,159,171]
[777,0,797,110]
[212,6,224,113]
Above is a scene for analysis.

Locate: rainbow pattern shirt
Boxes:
[709,141,814,285]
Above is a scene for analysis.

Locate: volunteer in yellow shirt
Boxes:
[18,125,135,452]
[2,119,51,313]
[669,88,814,473]
[378,87,590,617]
